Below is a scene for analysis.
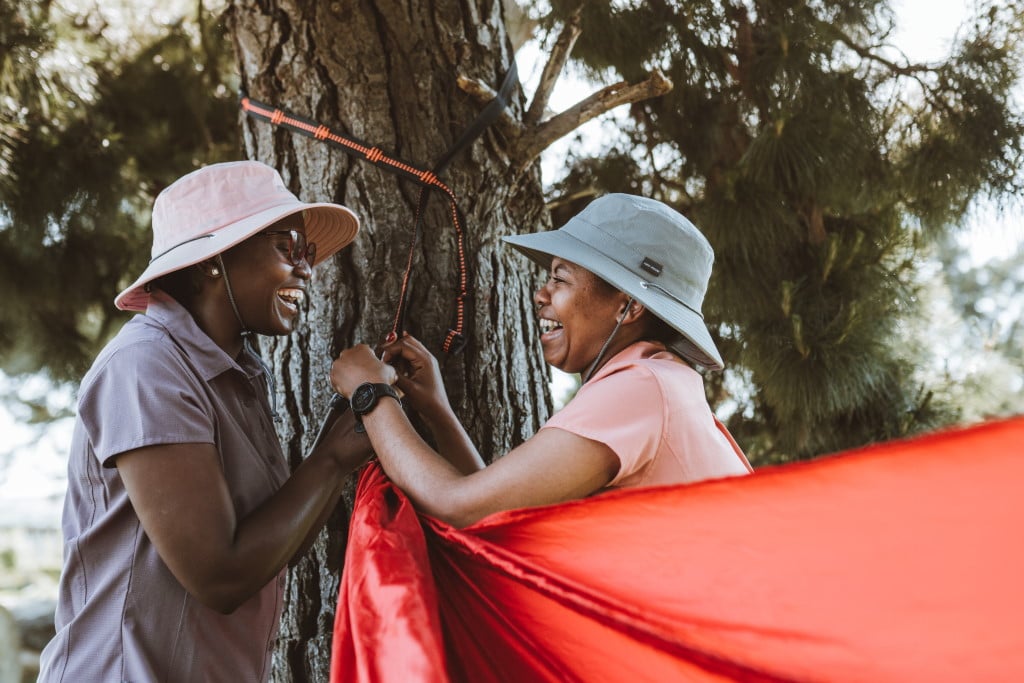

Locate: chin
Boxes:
[545,358,575,374]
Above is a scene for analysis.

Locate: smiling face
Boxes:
[533,257,632,374]
[218,214,312,337]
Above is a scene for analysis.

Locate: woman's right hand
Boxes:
[381,333,452,425]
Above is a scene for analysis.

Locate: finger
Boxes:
[394,374,416,395]
[382,338,423,364]
[400,334,429,352]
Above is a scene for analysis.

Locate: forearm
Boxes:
[287,459,348,567]
[286,409,355,564]
[423,407,485,474]
[196,448,351,612]
[361,400,478,525]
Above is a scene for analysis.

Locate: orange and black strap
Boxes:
[240,60,517,354]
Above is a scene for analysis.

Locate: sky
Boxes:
[0,0,1018,511]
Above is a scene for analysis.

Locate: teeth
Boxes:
[538,318,562,333]
[278,288,305,304]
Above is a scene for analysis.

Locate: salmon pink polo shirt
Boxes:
[543,341,752,489]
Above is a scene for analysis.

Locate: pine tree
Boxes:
[538,0,1024,461]
[0,0,238,382]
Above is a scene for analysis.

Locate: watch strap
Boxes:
[352,382,401,433]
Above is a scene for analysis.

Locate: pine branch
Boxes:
[825,22,933,77]
[545,187,599,211]
[458,67,673,176]
[513,70,673,170]
[524,6,582,127]
[823,21,959,115]
[455,74,524,141]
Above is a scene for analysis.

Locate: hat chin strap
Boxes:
[216,254,249,335]
[215,254,280,422]
[582,296,634,385]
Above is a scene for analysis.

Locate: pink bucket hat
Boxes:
[115,160,360,311]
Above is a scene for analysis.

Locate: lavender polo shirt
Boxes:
[38,292,291,683]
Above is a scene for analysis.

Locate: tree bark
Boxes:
[226,1,551,679]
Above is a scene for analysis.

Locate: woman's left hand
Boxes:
[331,344,398,397]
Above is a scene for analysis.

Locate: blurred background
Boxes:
[2,0,1023,680]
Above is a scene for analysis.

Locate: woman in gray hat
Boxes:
[39,161,372,682]
[332,194,751,528]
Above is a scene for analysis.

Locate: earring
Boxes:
[211,267,220,276]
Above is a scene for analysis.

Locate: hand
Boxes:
[320,406,375,473]
[381,333,452,425]
[331,344,398,397]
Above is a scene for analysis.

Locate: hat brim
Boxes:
[115,201,358,311]
[502,230,725,371]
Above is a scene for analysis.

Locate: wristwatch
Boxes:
[350,382,401,433]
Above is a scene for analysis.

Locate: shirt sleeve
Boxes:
[542,364,665,486]
[79,340,216,467]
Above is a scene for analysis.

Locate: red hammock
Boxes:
[331,417,1024,682]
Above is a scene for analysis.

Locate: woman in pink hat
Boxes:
[331,194,752,529]
[39,161,367,682]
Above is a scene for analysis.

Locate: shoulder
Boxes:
[577,358,662,401]
[546,360,665,437]
[79,317,204,413]
[86,318,187,381]
[584,347,700,400]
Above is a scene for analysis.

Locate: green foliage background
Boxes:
[0,0,237,384]
[2,0,1022,461]
[537,0,1024,461]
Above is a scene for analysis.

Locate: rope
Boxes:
[239,59,517,354]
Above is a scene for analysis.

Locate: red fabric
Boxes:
[331,417,1024,682]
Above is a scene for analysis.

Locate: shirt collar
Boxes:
[586,340,680,383]
[143,290,264,382]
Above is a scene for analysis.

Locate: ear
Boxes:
[616,296,646,325]
[197,259,221,278]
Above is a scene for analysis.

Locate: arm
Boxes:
[332,344,619,528]
[115,406,371,614]
[285,407,370,564]
[382,334,484,474]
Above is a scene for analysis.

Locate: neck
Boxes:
[582,326,644,384]
[187,292,245,358]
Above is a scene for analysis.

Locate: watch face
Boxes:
[351,383,377,414]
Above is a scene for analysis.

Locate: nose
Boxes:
[533,278,551,309]
[294,259,313,280]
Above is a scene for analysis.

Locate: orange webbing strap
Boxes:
[240,60,516,353]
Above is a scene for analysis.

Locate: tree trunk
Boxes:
[226,1,551,679]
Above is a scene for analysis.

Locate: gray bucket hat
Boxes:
[502,193,724,370]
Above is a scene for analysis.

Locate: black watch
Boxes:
[350,382,401,433]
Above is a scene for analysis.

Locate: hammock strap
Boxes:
[240,59,517,353]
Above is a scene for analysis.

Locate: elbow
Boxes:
[184,572,257,614]
[437,514,481,530]
[163,551,278,614]
[432,510,476,529]
[419,497,488,529]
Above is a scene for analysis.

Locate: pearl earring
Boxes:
[211,267,220,276]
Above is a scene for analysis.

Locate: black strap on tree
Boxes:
[240,60,518,354]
